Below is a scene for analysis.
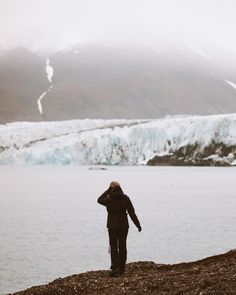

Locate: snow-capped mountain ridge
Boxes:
[0,114,235,166]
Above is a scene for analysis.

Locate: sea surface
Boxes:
[0,166,235,294]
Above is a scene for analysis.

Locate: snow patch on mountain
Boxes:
[46,58,54,83]
[0,115,235,165]
[225,80,236,90]
[37,85,53,115]
[186,43,211,60]
[37,91,47,115]
[36,58,54,115]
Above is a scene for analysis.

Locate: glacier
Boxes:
[0,114,235,165]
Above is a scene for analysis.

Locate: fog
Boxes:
[0,0,236,51]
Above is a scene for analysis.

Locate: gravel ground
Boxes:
[10,250,236,295]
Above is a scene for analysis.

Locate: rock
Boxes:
[147,141,236,166]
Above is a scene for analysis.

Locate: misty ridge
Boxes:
[0,42,236,123]
[1,1,236,123]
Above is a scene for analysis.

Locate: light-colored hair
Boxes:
[110,181,121,188]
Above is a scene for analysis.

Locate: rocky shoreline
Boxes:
[10,250,236,295]
[147,142,236,167]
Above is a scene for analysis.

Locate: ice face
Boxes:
[0,114,235,165]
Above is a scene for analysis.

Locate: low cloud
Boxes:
[0,0,236,51]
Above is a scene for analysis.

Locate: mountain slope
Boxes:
[1,44,236,122]
[43,44,236,120]
[0,47,48,122]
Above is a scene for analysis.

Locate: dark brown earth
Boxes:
[11,250,236,295]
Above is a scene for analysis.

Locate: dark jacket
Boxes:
[97,186,141,230]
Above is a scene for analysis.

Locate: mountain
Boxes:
[1,43,236,123]
[0,47,48,122]
[0,114,235,165]
[44,43,236,120]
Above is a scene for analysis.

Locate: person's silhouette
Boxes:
[98,181,142,277]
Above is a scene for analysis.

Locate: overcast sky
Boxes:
[0,0,236,51]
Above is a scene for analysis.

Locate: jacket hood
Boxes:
[110,186,124,197]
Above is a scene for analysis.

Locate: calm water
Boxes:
[0,166,236,294]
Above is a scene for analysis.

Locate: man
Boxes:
[98,181,142,277]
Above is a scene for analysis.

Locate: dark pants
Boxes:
[108,228,128,271]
